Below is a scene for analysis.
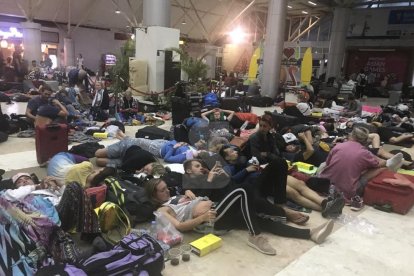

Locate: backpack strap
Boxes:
[104,177,125,206]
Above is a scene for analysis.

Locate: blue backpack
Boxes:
[203,92,219,107]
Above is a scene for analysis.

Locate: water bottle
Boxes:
[149,221,158,239]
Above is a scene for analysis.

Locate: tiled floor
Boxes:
[2,96,414,276]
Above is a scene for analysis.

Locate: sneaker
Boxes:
[247,235,277,255]
[350,196,364,211]
[322,196,345,218]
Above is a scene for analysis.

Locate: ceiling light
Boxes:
[182,18,187,25]
[308,1,317,6]
[0,40,7,48]
[302,11,308,14]
[229,27,246,44]
[179,40,184,45]
[288,5,292,9]
[115,9,121,14]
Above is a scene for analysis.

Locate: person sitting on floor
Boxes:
[26,84,68,127]
[319,126,404,207]
[119,90,138,120]
[146,178,335,256]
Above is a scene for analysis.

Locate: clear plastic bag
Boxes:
[154,211,183,246]
[336,214,378,235]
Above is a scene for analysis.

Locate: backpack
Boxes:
[79,234,164,276]
[203,92,220,108]
[359,74,367,86]
[104,177,155,223]
[69,142,105,158]
[95,202,131,246]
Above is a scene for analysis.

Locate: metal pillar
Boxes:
[326,7,351,79]
[261,0,287,98]
[64,37,75,67]
[143,0,171,27]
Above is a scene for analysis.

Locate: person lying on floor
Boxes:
[281,132,329,167]
[145,178,335,256]
[182,159,311,225]
[1,172,101,263]
[201,108,235,123]
[110,130,207,163]
[319,126,405,206]
[219,145,344,218]
[47,152,114,187]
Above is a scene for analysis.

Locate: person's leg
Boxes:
[287,176,323,211]
[258,157,288,204]
[389,133,414,144]
[368,133,381,148]
[286,184,322,211]
[257,218,310,239]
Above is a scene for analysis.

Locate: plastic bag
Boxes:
[336,214,378,235]
[154,211,183,246]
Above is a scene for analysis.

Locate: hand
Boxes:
[246,165,259,172]
[202,209,217,223]
[184,190,196,200]
[298,132,305,139]
[51,99,60,105]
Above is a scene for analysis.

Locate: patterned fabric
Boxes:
[0,223,36,276]
[56,182,100,234]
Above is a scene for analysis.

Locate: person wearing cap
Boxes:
[282,132,329,167]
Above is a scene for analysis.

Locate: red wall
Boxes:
[346,50,410,85]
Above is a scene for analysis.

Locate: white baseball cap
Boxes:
[282,133,298,144]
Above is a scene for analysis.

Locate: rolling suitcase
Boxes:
[35,123,68,164]
[220,97,240,112]
[364,169,414,214]
[171,96,190,125]
[135,126,170,140]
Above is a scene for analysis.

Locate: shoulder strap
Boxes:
[104,177,125,206]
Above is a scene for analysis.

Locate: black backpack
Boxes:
[104,177,155,223]
[69,142,105,158]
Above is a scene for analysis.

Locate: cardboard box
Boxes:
[190,234,222,257]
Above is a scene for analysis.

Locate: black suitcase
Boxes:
[220,97,240,112]
[271,112,300,131]
[135,126,170,140]
[246,96,273,107]
[171,96,190,125]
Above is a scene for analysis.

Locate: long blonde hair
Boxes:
[145,178,165,207]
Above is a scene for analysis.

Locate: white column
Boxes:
[143,0,171,27]
[64,37,75,67]
[261,0,287,98]
[204,45,218,79]
[20,21,41,64]
[326,7,351,79]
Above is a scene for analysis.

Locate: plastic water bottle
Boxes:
[149,221,158,239]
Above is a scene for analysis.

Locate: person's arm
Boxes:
[222,109,235,121]
[2,184,46,201]
[163,144,187,163]
[25,107,36,121]
[158,206,215,232]
[201,109,215,121]
[298,132,315,161]
[52,99,68,118]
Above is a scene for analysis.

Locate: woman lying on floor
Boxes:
[181,159,313,225]
[219,145,344,218]
[47,152,115,187]
[146,178,334,256]
[0,172,100,268]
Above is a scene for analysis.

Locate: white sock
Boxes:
[387,153,404,171]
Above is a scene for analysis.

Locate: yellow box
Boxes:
[190,234,222,257]
[93,132,108,139]
[294,162,314,171]
[311,112,323,117]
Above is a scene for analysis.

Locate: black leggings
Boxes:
[230,116,256,130]
[256,157,288,204]
[214,188,260,236]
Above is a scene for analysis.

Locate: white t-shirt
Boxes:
[296,102,312,116]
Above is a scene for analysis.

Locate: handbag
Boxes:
[85,185,107,209]
[95,202,131,245]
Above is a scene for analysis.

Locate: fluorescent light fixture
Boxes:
[115,9,121,14]
[359,48,395,52]
[302,11,308,14]
[179,40,184,45]
[288,5,292,8]
[308,1,317,6]
[182,18,187,25]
